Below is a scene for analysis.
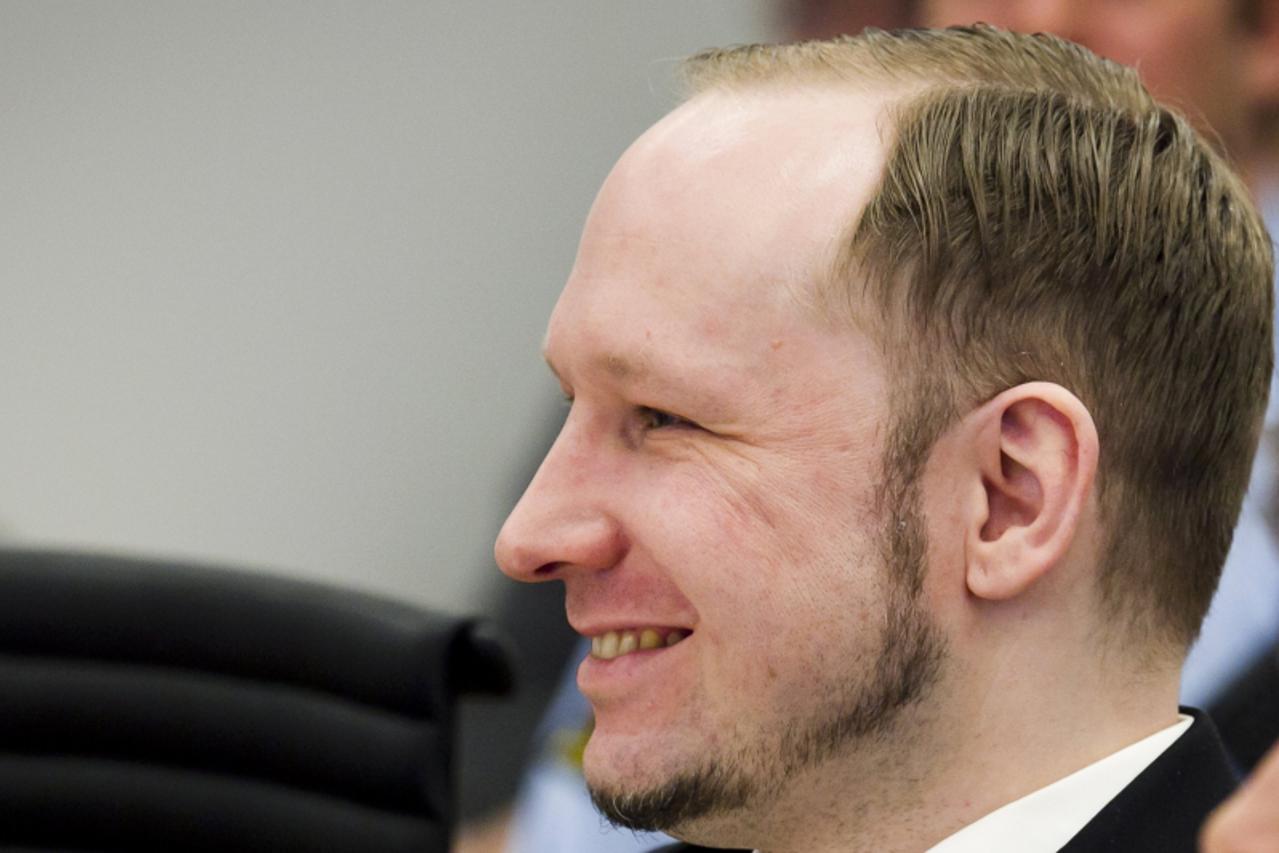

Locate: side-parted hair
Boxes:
[681,27,1275,651]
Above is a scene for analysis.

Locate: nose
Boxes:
[494,421,628,583]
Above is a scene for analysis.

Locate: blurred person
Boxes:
[913,0,1279,183]
[1201,738,1279,852]
[908,0,1279,714]
[779,0,914,38]
[496,25,1272,853]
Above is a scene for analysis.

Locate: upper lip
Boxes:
[569,618,694,638]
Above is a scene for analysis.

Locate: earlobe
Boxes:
[965,383,1098,602]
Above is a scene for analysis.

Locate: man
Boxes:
[495,26,1273,853]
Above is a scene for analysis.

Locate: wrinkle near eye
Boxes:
[668,440,785,533]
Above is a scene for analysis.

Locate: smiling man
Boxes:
[494,27,1274,853]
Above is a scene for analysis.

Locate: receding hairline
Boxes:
[670,28,1159,332]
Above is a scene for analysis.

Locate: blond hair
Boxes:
[682,27,1275,650]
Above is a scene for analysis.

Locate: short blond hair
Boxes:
[681,27,1274,650]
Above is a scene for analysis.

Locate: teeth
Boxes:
[590,628,689,660]
[618,631,638,655]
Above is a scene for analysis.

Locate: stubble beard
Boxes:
[587,446,948,835]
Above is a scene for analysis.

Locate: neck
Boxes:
[912,644,1182,847]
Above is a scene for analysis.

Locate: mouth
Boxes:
[588,627,692,660]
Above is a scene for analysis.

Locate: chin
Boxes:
[580,731,665,807]
[583,732,756,835]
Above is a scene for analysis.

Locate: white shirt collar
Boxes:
[925,714,1193,853]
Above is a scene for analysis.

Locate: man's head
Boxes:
[698,28,1272,650]
[495,26,1272,849]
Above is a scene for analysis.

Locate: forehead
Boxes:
[546,86,896,376]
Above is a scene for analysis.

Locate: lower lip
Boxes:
[577,636,692,698]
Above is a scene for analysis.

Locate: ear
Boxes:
[963,382,1099,602]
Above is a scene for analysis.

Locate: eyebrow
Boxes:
[542,345,735,423]
[542,349,651,384]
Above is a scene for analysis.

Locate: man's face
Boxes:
[495,88,945,835]
[919,0,1255,152]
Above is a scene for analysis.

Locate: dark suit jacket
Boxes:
[651,708,1237,853]
[1209,640,1279,773]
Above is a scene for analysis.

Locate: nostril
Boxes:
[533,562,562,579]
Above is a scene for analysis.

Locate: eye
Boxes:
[638,406,695,431]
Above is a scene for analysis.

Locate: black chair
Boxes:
[0,549,512,852]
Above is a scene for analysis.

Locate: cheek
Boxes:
[641,452,882,628]
[627,462,894,722]
[646,448,863,564]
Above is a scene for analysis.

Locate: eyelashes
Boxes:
[637,406,696,431]
[560,395,699,433]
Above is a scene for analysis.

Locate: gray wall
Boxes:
[0,2,777,612]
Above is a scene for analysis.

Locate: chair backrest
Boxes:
[0,549,512,852]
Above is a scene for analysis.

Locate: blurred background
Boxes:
[0,0,781,831]
[0,0,776,618]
